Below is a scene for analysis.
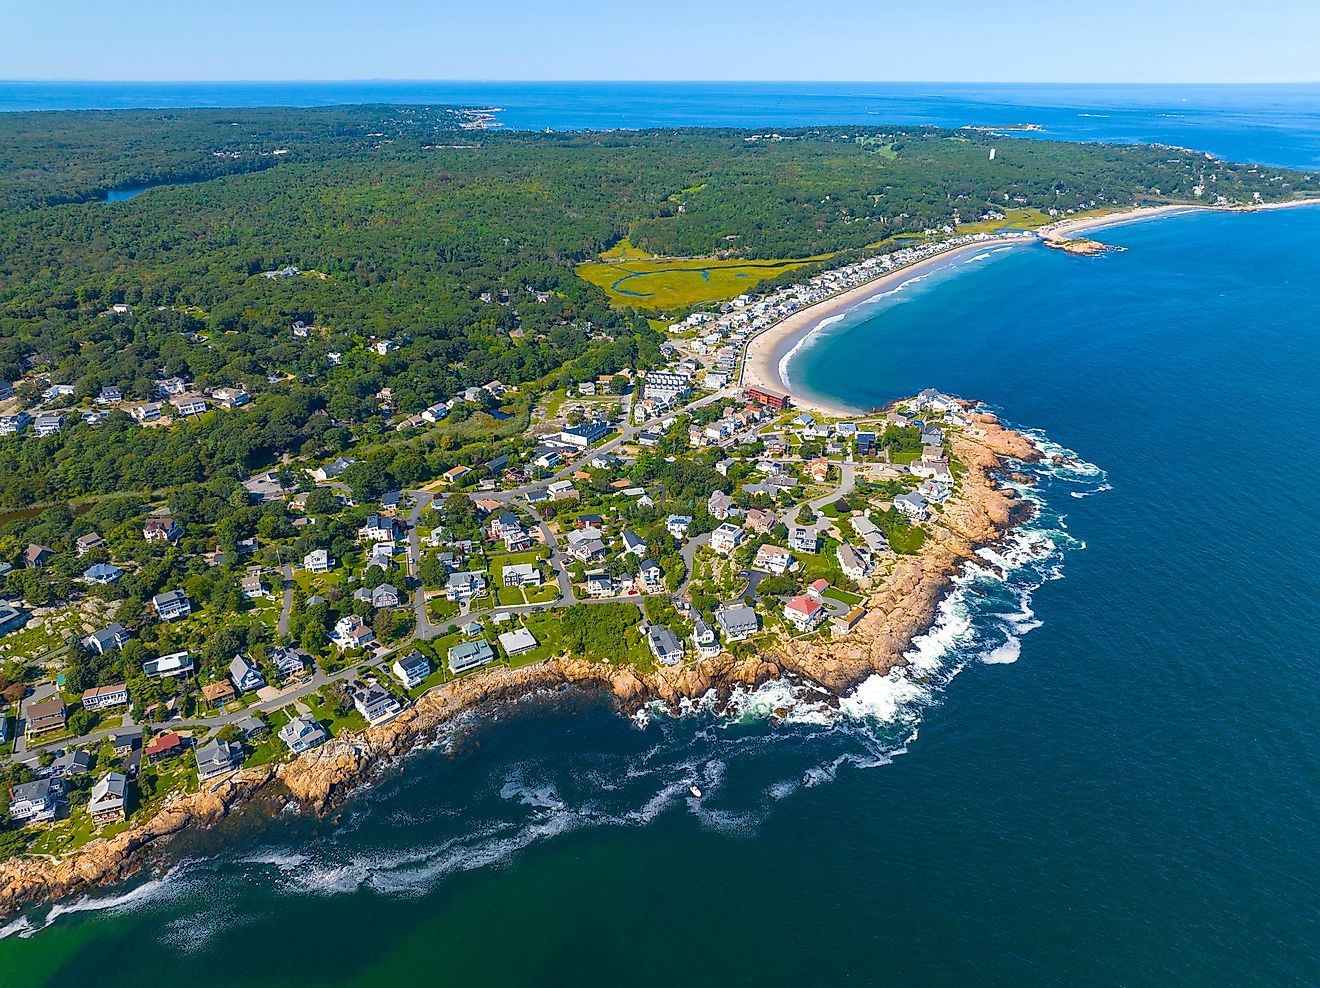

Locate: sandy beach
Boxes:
[738,239,1026,416]
[740,197,1320,416]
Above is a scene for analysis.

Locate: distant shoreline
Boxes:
[741,198,1320,416]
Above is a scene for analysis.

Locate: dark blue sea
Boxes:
[2,84,1320,986]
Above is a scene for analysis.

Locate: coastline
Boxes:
[741,197,1320,416]
[739,239,1023,416]
[0,403,1041,923]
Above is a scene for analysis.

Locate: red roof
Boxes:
[786,595,823,616]
[809,579,830,594]
[145,732,183,757]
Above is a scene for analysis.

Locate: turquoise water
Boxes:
[3,87,1320,985]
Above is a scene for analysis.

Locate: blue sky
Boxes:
[4,0,1319,83]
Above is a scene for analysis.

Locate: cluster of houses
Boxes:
[0,374,252,440]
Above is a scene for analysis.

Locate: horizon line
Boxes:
[4,78,1320,87]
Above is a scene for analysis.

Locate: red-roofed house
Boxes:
[784,595,826,632]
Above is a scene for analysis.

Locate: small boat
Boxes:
[689,785,702,798]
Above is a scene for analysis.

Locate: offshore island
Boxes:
[0,105,1316,919]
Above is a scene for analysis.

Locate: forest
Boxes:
[0,104,1315,509]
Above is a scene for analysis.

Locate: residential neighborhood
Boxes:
[0,361,973,858]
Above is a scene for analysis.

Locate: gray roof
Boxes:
[716,606,760,636]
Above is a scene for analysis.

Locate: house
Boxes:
[503,563,542,588]
[567,533,607,563]
[784,595,826,632]
[638,559,664,591]
[201,680,237,707]
[836,543,872,581]
[84,623,130,655]
[240,572,269,599]
[806,458,831,484]
[488,512,529,549]
[144,732,184,763]
[24,544,55,568]
[24,698,66,740]
[270,647,307,682]
[81,683,129,712]
[142,651,193,679]
[359,514,405,543]
[832,604,868,637]
[83,562,123,585]
[646,625,685,666]
[279,714,330,754]
[744,508,777,535]
[89,772,128,824]
[129,402,162,423]
[663,515,691,540]
[156,376,188,397]
[421,401,450,423]
[370,584,402,609]
[709,523,744,555]
[692,618,721,659]
[0,380,12,401]
[850,514,892,554]
[110,731,140,758]
[894,491,929,521]
[152,589,192,621]
[9,777,61,824]
[32,413,64,437]
[448,639,496,674]
[49,749,93,777]
[620,530,647,558]
[210,386,249,410]
[442,465,472,485]
[807,578,831,598]
[789,527,818,555]
[169,393,208,417]
[0,412,31,435]
[715,605,760,643]
[753,544,793,575]
[310,457,354,483]
[75,531,105,557]
[498,628,538,657]
[143,516,183,543]
[393,651,431,688]
[584,571,617,598]
[332,615,375,650]
[195,738,240,781]
[228,654,266,693]
[707,490,735,521]
[532,447,561,469]
[303,548,333,573]
[446,571,488,602]
[919,479,952,504]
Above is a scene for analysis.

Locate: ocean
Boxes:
[3,84,1320,986]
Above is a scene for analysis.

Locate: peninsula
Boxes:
[0,105,1316,919]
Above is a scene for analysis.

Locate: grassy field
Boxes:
[577,250,828,311]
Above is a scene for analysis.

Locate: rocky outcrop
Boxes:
[770,409,1039,693]
[0,766,275,920]
[0,405,1040,921]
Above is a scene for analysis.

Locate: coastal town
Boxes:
[0,267,992,857]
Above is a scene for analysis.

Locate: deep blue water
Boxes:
[3,86,1320,986]
[3,80,1320,168]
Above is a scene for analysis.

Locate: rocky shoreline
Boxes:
[0,405,1040,921]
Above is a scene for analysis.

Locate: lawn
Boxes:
[823,587,864,608]
[577,253,829,311]
[953,207,1052,235]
